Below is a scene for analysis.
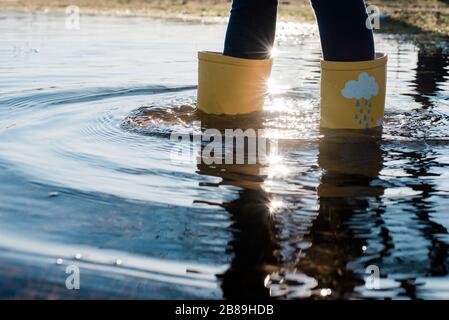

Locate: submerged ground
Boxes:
[0,10,449,299]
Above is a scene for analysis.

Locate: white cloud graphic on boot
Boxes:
[340,72,381,128]
[341,72,379,100]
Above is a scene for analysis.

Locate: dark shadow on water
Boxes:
[193,122,449,298]
[410,45,449,109]
[199,168,280,299]
[193,122,391,299]
[313,130,449,298]
[194,117,280,299]
[394,147,449,277]
[302,129,386,298]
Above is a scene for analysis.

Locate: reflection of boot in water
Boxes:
[195,117,281,299]
[299,130,385,298]
[196,160,281,299]
[317,130,384,198]
[412,46,449,108]
[222,187,280,299]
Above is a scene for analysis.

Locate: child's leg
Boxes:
[224,0,279,60]
[311,0,375,61]
[315,1,387,130]
[197,0,277,114]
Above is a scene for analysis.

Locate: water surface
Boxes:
[1,11,449,299]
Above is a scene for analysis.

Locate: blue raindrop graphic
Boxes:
[352,99,373,128]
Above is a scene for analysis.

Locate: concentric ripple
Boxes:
[0,85,232,207]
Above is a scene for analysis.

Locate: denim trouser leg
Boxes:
[223,0,375,61]
[311,0,375,61]
[224,0,279,60]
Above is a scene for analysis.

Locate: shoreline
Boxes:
[0,0,448,36]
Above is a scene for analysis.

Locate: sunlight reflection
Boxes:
[270,47,279,58]
[266,149,282,165]
[267,163,290,179]
[276,21,318,38]
[320,288,332,297]
[267,77,289,95]
[269,199,284,214]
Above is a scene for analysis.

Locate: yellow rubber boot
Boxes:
[320,53,388,129]
[197,51,273,115]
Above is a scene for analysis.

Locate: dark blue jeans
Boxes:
[224,0,375,61]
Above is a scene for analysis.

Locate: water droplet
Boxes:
[56,258,63,265]
[320,288,332,297]
[48,192,59,198]
[270,286,289,298]
[115,259,123,266]
[75,253,82,260]
[362,245,367,251]
[264,276,271,287]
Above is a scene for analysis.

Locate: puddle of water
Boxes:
[0,11,449,299]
